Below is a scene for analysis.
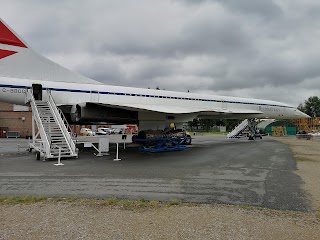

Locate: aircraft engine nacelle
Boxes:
[137,130,165,139]
[70,103,138,124]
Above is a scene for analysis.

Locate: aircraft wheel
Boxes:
[185,136,192,145]
[35,151,40,160]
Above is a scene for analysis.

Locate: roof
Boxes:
[257,120,296,129]
[257,120,276,129]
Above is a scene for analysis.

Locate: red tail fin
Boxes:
[0,20,27,48]
[0,49,17,59]
[0,19,98,84]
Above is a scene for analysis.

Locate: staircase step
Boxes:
[51,145,69,148]
[50,154,73,158]
[51,149,70,152]
[32,97,77,159]
[51,150,71,154]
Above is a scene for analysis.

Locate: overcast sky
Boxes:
[2,0,320,107]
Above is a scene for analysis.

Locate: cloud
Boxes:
[1,0,320,107]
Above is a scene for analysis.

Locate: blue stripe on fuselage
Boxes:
[0,84,293,108]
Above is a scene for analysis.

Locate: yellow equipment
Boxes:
[272,126,287,137]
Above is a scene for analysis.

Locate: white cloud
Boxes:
[1,0,320,107]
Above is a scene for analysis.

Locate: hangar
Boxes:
[257,120,297,136]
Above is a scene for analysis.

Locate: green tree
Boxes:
[221,119,242,132]
[188,118,241,132]
[188,118,200,131]
[298,96,320,117]
[199,119,216,131]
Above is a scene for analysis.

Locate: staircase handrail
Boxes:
[27,90,51,155]
[47,91,77,155]
[227,119,249,138]
[48,92,74,137]
[57,108,75,137]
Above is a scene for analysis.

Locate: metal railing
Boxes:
[47,92,77,156]
[27,90,51,157]
[227,119,249,138]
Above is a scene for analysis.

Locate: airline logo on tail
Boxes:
[0,49,17,59]
[0,20,27,59]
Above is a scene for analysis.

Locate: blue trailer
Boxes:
[134,136,189,153]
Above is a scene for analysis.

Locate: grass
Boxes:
[0,196,179,210]
[166,200,181,206]
[1,197,319,221]
[316,209,320,220]
[0,196,48,204]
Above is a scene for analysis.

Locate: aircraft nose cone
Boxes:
[297,110,310,118]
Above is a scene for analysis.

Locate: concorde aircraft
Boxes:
[0,18,309,133]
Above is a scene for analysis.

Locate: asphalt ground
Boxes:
[0,135,311,211]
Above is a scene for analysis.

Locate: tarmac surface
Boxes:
[0,135,311,211]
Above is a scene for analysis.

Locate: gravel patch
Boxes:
[1,202,319,240]
[1,136,319,239]
[276,137,320,209]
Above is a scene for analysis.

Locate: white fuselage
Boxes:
[0,76,308,126]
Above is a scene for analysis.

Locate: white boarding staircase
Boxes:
[27,90,78,160]
[227,119,249,139]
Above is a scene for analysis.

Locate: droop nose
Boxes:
[295,109,310,118]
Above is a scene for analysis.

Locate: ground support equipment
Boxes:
[134,137,188,153]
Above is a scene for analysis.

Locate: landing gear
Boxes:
[184,135,192,145]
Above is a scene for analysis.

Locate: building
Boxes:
[257,120,297,136]
[0,102,32,138]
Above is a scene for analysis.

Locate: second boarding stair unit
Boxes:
[26,90,78,160]
[227,119,261,140]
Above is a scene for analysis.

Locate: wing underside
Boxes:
[61,102,263,117]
